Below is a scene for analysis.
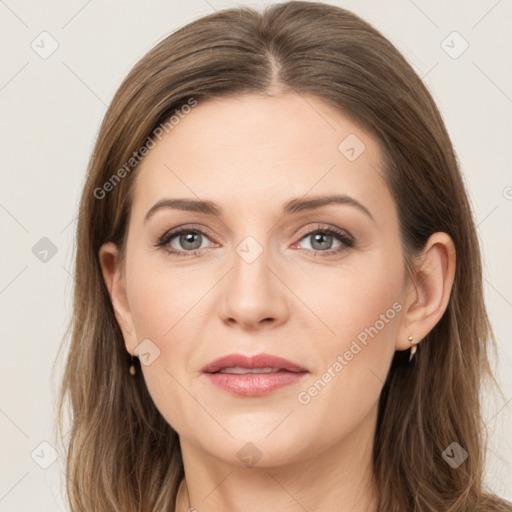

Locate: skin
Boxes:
[100,93,456,512]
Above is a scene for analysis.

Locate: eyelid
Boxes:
[294,223,353,242]
[159,223,219,243]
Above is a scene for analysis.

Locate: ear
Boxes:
[395,232,456,351]
[99,242,137,355]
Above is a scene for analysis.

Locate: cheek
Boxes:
[124,259,221,431]
[126,255,213,342]
[295,254,403,351]
[293,258,403,410]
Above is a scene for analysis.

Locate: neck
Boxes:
[175,406,379,512]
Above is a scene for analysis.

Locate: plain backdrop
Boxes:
[1,0,511,509]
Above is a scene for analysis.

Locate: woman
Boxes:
[56,1,512,510]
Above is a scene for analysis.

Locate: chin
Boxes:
[186,417,315,468]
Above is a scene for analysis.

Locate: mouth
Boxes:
[213,366,304,374]
[201,352,308,374]
[201,353,308,397]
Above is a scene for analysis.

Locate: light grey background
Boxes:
[1,0,511,509]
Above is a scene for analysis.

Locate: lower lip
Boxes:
[204,371,307,397]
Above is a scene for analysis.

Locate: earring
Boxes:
[408,335,418,362]
[129,355,136,376]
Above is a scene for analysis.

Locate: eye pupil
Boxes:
[312,232,332,250]
[180,232,202,250]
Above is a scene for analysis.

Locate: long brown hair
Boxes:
[54,2,511,510]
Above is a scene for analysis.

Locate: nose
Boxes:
[218,240,290,330]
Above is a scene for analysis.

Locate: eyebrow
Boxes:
[144,194,375,223]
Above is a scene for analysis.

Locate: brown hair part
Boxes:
[55,2,511,510]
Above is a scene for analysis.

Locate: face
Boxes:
[107,93,411,467]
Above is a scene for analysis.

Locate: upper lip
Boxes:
[201,353,308,373]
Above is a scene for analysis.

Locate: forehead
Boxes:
[131,93,395,225]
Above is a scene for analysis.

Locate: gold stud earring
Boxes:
[408,335,418,362]
[129,355,136,376]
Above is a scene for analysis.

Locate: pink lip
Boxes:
[202,353,308,397]
[202,353,307,373]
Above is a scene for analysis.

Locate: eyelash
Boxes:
[155,224,355,258]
